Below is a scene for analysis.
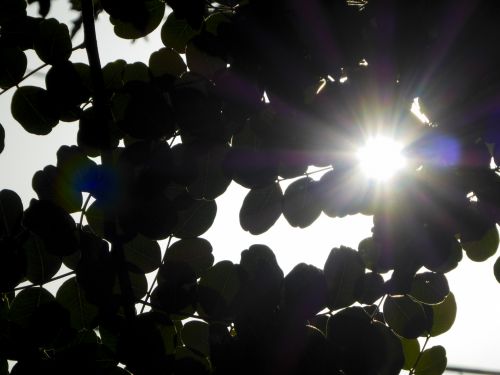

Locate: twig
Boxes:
[14,270,75,291]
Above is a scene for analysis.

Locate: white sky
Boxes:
[1,2,500,372]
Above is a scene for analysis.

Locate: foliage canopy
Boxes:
[1,0,500,374]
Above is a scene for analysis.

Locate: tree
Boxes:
[1,0,500,374]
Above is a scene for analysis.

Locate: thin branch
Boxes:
[79,193,93,228]
[14,270,75,291]
[409,334,430,375]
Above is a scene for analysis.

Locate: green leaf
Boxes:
[414,346,447,375]
[173,198,217,239]
[383,295,430,339]
[282,177,322,228]
[0,189,23,237]
[0,46,27,89]
[23,232,62,285]
[113,266,148,300]
[149,47,186,78]
[164,238,214,277]
[429,292,456,337]
[409,272,449,305]
[110,0,165,39]
[123,235,161,274]
[186,39,226,78]
[239,182,283,235]
[85,200,105,238]
[161,12,200,53]
[11,86,59,135]
[494,256,500,283]
[400,337,421,370]
[462,225,499,262]
[56,277,98,330]
[34,18,72,64]
[9,287,54,328]
[323,246,365,310]
[181,320,209,356]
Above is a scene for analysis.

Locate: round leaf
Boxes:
[414,346,447,375]
[181,320,209,356]
[110,0,165,39]
[282,177,322,228]
[0,47,27,89]
[0,122,4,154]
[165,238,214,277]
[0,189,23,237]
[149,47,186,78]
[323,246,365,310]
[409,272,449,305]
[239,182,283,235]
[383,295,429,339]
[173,198,217,239]
[161,12,199,53]
[9,287,54,328]
[494,256,500,283]
[400,337,421,370]
[23,233,62,285]
[11,86,59,135]
[429,292,457,337]
[123,235,161,274]
[34,18,72,64]
[56,277,98,330]
[462,225,499,262]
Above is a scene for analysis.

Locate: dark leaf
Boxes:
[409,272,449,305]
[22,232,62,285]
[462,225,499,262]
[34,18,72,64]
[172,197,217,239]
[109,0,165,40]
[0,122,4,154]
[283,177,322,228]
[429,292,456,337]
[56,277,99,330]
[9,287,54,328]
[123,235,161,274]
[0,47,27,89]
[239,182,283,235]
[182,320,210,356]
[400,337,420,370]
[383,295,429,339]
[414,346,447,375]
[161,11,200,53]
[164,237,214,277]
[11,86,59,135]
[0,189,23,237]
[149,47,186,78]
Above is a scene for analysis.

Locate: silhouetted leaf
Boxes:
[495,256,500,283]
[400,337,420,370]
[429,292,456,337]
[173,198,217,238]
[56,277,98,330]
[383,295,429,339]
[198,260,240,319]
[0,122,4,154]
[283,177,322,228]
[23,232,62,285]
[0,189,23,237]
[239,182,283,235]
[358,236,391,273]
[324,246,365,310]
[356,272,385,305]
[161,12,200,53]
[34,18,72,64]
[0,47,27,89]
[409,272,449,305]
[9,287,54,328]
[165,238,214,277]
[123,235,161,274]
[414,346,447,375]
[110,0,165,39]
[0,358,7,375]
[182,320,209,356]
[114,266,148,300]
[149,47,186,78]
[462,225,499,262]
[186,37,226,79]
[11,86,59,135]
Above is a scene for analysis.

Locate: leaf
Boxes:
[182,320,209,356]
[400,337,420,370]
[11,86,59,135]
[282,177,322,228]
[239,182,283,235]
[164,238,214,277]
[161,12,200,53]
[495,256,500,283]
[186,37,226,78]
[0,122,4,154]
[56,277,98,330]
[123,235,161,274]
[383,295,430,339]
[149,47,186,78]
[323,246,365,310]
[429,292,456,337]
[198,260,240,319]
[110,0,165,39]
[0,46,27,89]
[114,266,148,300]
[34,18,72,64]
[173,198,217,239]
[414,346,447,375]
[462,225,499,262]
[9,287,54,328]
[23,232,62,285]
[0,189,23,237]
[409,272,449,305]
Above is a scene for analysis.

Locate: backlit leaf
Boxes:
[239,182,283,235]
[165,238,214,277]
[0,47,27,89]
[161,12,200,53]
[34,18,72,64]
[182,320,209,356]
[9,287,54,328]
[149,47,186,78]
[414,346,447,375]
[11,86,59,135]
[462,225,499,262]
[23,232,62,285]
[56,277,98,330]
[283,177,322,228]
[383,295,429,339]
[173,198,217,239]
[0,122,4,154]
[124,235,161,274]
[0,189,23,237]
[409,272,449,305]
[110,0,165,39]
[429,292,456,337]
[400,337,420,370]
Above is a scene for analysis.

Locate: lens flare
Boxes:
[357,137,406,180]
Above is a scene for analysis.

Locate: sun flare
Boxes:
[357,136,406,180]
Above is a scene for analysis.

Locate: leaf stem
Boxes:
[13,270,75,291]
[409,334,430,375]
[79,193,93,228]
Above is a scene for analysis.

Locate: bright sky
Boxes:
[1,2,500,372]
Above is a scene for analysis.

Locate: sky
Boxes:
[1,1,500,372]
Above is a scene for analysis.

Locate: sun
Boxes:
[356,136,406,180]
